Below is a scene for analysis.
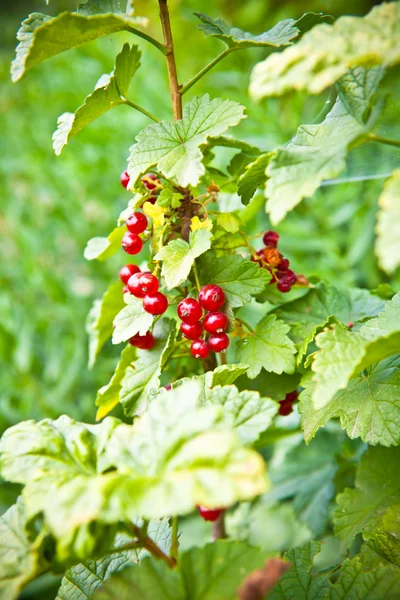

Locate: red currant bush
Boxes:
[121,232,143,255]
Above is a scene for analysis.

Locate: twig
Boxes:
[158,0,182,120]
[211,512,227,541]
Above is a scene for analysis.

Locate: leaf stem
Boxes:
[127,26,169,55]
[123,98,160,122]
[236,317,255,334]
[192,261,201,292]
[132,524,176,567]
[158,0,182,120]
[170,516,179,561]
[180,48,236,95]
[367,133,400,148]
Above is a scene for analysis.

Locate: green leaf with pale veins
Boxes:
[77,0,128,15]
[198,252,271,308]
[154,229,212,289]
[112,295,154,344]
[216,213,241,233]
[96,345,136,420]
[376,170,400,275]
[327,555,400,600]
[127,94,246,187]
[53,43,140,155]
[336,67,384,124]
[0,498,48,600]
[156,188,183,209]
[237,153,271,205]
[11,11,147,83]
[364,506,400,569]
[84,226,125,261]
[86,282,125,368]
[195,12,332,50]
[249,2,400,99]
[236,314,297,378]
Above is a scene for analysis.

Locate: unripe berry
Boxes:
[141,173,159,191]
[262,247,282,267]
[143,292,168,315]
[208,332,230,353]
[263,230,279,248]
[177,298,203,324]
[127,273,147,298]
[277,258,290,271]
[190,339,210,359]
[128,331,155,350]
[198,284,225,311]
[126,212,148,234]
[119,264,140,284]
[138,273,159,295]
[122,232,143,255]
[203,311,228,334]
[180,321,203,340]
[197,506,224,522]
[120,170,130,189]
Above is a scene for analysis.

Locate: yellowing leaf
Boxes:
[376,170,400,274]
[143,202,166,227]
[190,216,213,232]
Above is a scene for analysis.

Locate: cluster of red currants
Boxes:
[253,230,297,293]
[120,170,161,204]
[177,285,229,359]
[278,390,299,416]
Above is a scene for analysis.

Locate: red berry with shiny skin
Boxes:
[120,170,130,189]
[278,399,293,416]
[203,311,228,334]
[122,232,143,255]
[128,331,155,350]
[138,273,159,295]
[277,281,292,293]
[190,339,210,359]
[119,264,140,284]
[180,321,203,340]
[177,298,203,324]
[263,230,279,248]
[198,284,225,311]
[277,258,290,271]
[141,173,159,191]
[127,273,147,298]
[208,332,230,353]
[143,292,168,315]
[126,212,148,234]
[197,506,224,522]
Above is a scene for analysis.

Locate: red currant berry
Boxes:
[285,390,298,403]
[141,173,159,191]
[180,321,203,340]
[278,399,293,416]
[119,264,140,284]
[127,273,147,298]
[208,332,230,353]
[120,170,130,189]
[283,269,297,286]
[164,383,172,391]
[190,339,210,359]
[277,281,292,293]
[126,212,148,234]
[122,232,143,255]
[348,321,354,329]
[138,272,159,295]
[123,285,130,294]
[197,506,224,522]
[128,331,155,350]
[198,284,225,311]
[277,258,290,271]
[263,230,279,248]
[143,292,168,315]
[177,298,203,324]
[147,196,158,205]
[204,311,228,334]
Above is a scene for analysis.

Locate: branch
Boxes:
[158,0,182,120]
[211,512,227,541]
[180,48,236,95]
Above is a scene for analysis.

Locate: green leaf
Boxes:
[334,446,400,548]
[237,153,271,205]
[96,345,136,420]
[249,2,400,98]
[84,226,125,261]
[155,229,212,289]
[268,541,330,599]
[364,506,400,569]
[198,253,271,308]
[112,295,154,344]
[77,0,129,15]
[336,67,384,124]
[0,498,48,600]
[376,169,400,274]
[127,94,246,187]
[208,385,278,445]
[327,555,400,599]
[236,314,297,378]
[216,213,241,233]
[195,12,332,50]
[11,11,147,82]
[300,356,400,446]
[156,188,184,209]
[53,43,140,155]
[86,282,125,368]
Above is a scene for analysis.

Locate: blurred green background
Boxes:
[0,0,398,433]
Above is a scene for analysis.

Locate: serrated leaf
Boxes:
[236,314,297,378]
[127,94,246,187]
[156,188,183,209]
[77,0,128,15]
[376,169,400,274]
[53,43,140,155]
[237,153,271,205]
[334,446,400,548]
[336,67,384,124]
[155,229,212,289]
[328,555,400,599]
[96,345,136,420]
[84,226,125,261]
[112,295,154,344]
[86,282,125,368]
[216,213,241,233]
[300,356,400,446]
[198,253,271,308]
[11,11,147,83]
[0,498,48,600]
[364,506,400,569]
[249,2,400,98]
[195,12,332,50]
